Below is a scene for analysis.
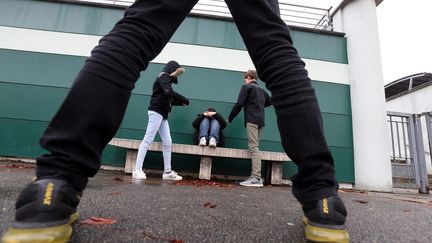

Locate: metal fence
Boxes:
[425,112,432,166]
[387,112,429,193]
[59,0,333,30]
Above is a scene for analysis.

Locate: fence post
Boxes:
[413,114,429,194]
[424,112,432,168]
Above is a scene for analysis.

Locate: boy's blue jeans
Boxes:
[36,0,338,203]
[199,118,221,143]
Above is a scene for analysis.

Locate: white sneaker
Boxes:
[162,171,182,180]
[199,137,207,146]
[239,177,263,187]
[209,137,217,148]
[132,170,147,180]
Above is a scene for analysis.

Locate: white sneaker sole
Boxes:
[162,177,182,181]
[132,174,147,180]
[239,182,263,187]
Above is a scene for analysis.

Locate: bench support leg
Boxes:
[271,162,283,185]
[199,156,212,180]
[125,150,137,174]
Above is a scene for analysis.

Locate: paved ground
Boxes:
[1,162,432,243]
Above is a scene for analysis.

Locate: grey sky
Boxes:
[292,0,431,84]
[377,0,432,83]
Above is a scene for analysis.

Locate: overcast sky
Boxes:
[377,0,432,83]
[238,0,432,84]
[286,0,431,84]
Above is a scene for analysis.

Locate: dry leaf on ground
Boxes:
[173,179,234,188]
[203,202,217,208]
[81,217,117,226]
[353,199,368,204]
[113,177,124,181]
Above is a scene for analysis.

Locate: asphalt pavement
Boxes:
[1,162,431,243]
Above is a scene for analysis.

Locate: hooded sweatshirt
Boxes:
[148,61,189,119]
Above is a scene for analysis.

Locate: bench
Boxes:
[108,138,290,185]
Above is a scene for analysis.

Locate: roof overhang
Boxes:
[332,0,384,17]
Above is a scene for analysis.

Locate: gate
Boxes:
[387,112,429,193]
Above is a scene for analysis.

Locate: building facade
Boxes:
[1,0,360,184]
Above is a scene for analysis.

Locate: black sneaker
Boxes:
[302,195,350,243]
[2,178,81,243]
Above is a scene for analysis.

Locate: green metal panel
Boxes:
[0,118,47,157]
[0,0,347,63]
[0,81,353,149]
[0,49,352,116]
[282,147,354,183]
[0,82,68,122]
[291,31,348,64]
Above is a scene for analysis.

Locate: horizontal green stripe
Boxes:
[0,118,48,158]
[0,49,352,115]
[0,81,353,148]
[0,0,348,64]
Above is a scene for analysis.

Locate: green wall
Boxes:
[0,0,354,182]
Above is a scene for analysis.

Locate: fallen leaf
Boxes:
[403,209,411,212]
[3,163,35,169]
[113,177,124,181]
[338,189,355,193]
[171,239,183,243]
[173,179,234,188]
[81,217,117,226]
[204,202,217,208]
[353,200,368,204]
[108,192,121,196]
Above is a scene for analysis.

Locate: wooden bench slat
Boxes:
[109,138,290,161]
[109,138,290,185]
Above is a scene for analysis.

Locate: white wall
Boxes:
[333,0,393,192]
[386,85,432,174]
[386,85,432,114]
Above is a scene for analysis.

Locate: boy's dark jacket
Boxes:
[192,113,228,147]
[228,81,271,127]
[148,61,189,119]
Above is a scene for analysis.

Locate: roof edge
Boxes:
[332,0,384,17]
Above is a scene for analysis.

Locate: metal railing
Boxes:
[387,112,429,193]
[388,113,412,165]
[61,0,333,30]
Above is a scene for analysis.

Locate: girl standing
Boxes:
[133,61,189,180]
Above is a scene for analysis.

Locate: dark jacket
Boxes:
[192,113,228,147]
[228,81,271,127]
[148,61,189,119]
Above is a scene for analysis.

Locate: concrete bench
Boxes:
[108,138,290,185]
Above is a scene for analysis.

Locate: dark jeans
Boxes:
[36,0,337,203]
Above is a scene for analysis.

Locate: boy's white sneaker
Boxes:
[199,137,207,146]
[162,171,182,180]
[209,137,217,148]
